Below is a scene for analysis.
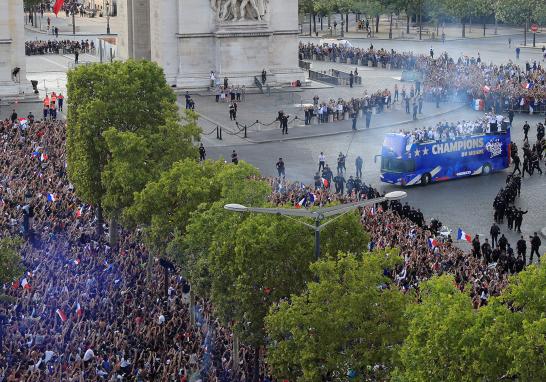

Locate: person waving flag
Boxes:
[53,0,65,16]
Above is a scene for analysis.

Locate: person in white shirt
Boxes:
[318,152,326,171]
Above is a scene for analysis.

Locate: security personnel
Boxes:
[199,143,206,161]
[529,232,542,263]
[513,208,528,233]
[346,176,355,195]
[490,223,500,248]
[523,121,530,140]
[511,153,522,175]
[353,176,362,193]
[506,206,515,230]
[481,239,492,263]
[498,234,508,252]
[472,235,481,258]
[333,173,346,194]
[516,236,527,264]
[402,202,411,218]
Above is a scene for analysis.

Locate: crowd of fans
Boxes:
[0,111,541,380]
[300,43,546,113]
[25,40,94,56]
[0,118,255,381]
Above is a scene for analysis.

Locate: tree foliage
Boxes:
[0,237,24,285]
[266,250,407,381]
[393,263,546,381]
[66,60,199,224]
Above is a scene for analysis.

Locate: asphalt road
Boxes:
[206,109,546,248]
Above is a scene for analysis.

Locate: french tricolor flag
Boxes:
[457,228,472,243]
[295,196,306,209]
[18,118,28,126]
[428,238,439,248]
[369,207,376,216]
[47,193,56,202]
[73,258,81,265]
[21,278,31,290]
[522,83,534,89]
[321,178,329,188]
[56,309,67,322]
[75,206,83,218]
[40,153,48,162]
[76,303,83,319]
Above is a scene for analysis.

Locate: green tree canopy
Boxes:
[0,237,24,286]
[66,60,199,235]
[393,263,546,381]
[266,250,407,382]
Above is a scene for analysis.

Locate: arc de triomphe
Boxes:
[117,0,304,88]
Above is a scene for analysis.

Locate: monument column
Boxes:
[0,0,33,98]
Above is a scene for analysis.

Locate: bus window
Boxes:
[381,158,415,173]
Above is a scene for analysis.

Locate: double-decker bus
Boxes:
[379,127,511,186]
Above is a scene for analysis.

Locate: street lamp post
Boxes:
[224,191,407,260]
[106,1,111,34]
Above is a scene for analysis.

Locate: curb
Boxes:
[243,104,466,144]
[24,25,117,37]
[299,32,526,42]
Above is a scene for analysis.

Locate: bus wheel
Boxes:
[420,173,431,186]
[482,164,492,175]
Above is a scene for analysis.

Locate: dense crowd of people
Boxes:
[300,44,546,113]
[0,109,542,380]
[25,39,94,56]
[0,117,258,381]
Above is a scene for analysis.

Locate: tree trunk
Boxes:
[418,9,422,40]
[406,14,410,34]
[96,204,104,236]
[483,21,486,37]
[109,215,118,247]
[494,13,498,35]
[469,16,472,32]
[320,15,323,31]
[462,22,466,38]
[375,14,379,33]
[312,13,316,35]
[252,345,260,382]
[523,19,527,46]
[389,13,393,39]
[346,13,349,32]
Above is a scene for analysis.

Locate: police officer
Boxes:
[506,206,515,230]
[498,234,508,252]
[355,156,363,178]
[529,232,542,263]
[490,223,500,248]
[516,236,527,264]
[472,235,481,258]
[402,202,411,218]
[481,238,492,263]
[523,121,530,141]
[314,172,321,190]
[511,153,522,175]
[275,157,285,178]
[513,208,528,233]
[346,176,355,195]
[199,143,206,161]
[333,172,346,194]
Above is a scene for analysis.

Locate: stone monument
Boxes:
[0,0,33,99]
[119,0,303,88]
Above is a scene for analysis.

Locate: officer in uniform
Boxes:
[516,236,527,264]
[513,208,528,233]
[506,206,515,230]
[529,232,542,263]
[346,176,355,195]
[333,172,346,194]
[490,223,500,248]
[481,239,492,263]
[498,234,508,252]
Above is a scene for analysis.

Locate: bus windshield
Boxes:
[381,157,415,173]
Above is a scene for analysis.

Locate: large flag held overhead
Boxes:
[457,228,472,243]
[53,0,65,16]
